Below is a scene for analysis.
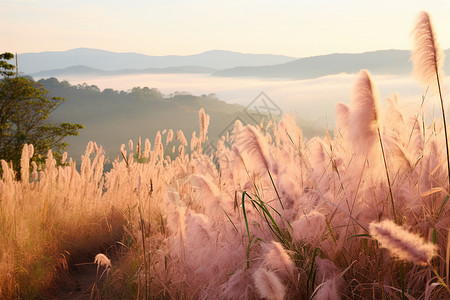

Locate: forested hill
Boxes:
[38,77,251,160]
[40,78,327,162]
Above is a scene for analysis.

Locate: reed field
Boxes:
[1,11,450,299]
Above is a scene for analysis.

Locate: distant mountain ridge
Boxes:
[31,65,216,78]
[19,48,296,74]
[214,49,450,79]
[20,48,450,80]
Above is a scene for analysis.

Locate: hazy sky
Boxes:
[2,0,450,57]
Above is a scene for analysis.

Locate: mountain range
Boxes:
[213,50,418,79]
[19,48,295,74]
[20,48,450,80]
[31,65,217,78]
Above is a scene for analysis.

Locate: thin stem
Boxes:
[436,67,450,194]
[378,127,397,224]
[400,262,406,300]
[430,264,450,294]
[267,169,283,209]
[138,205,149,300]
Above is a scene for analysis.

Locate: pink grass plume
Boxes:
[252,267,286,300]
[411,11,445,89]
[369,220,437,266]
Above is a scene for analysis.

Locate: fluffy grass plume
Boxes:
[291,210,326,243]
[336,70,380,156]
[412,11,450,193]
[94,253,111,275]
[312,279,340,300]
[177,129,188,146]
[20,144,32,183]
[166,129,174,146]
[411,11,444,87]
[190,174,224,217]
[221,270,250,299]
[236,125,277,175]
[369,220,437,266]
[199,108,210,143]
[252,267,286,300]
[263,241,296,278]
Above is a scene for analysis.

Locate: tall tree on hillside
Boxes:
[0,52,84,177]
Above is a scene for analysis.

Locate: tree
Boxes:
[0,53,15,77]
[130,86,163,102]
[0,53,84,176]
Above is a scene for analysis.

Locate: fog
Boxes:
[57,72,445,126]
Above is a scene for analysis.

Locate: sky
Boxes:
[2,0,450,57]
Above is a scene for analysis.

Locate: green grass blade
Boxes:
[437,195,449,219]
[307,247,319,297]
[347,233,371,241]
[268,170,283,209]
[242,191,250,238]
[223,209,238,233]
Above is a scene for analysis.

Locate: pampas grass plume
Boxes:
[350,70,380,154]
[336,70,381,157]
[369,220,437,265]
[313,279,340,300]
[263,241,295,278]
[253,267,286,300]
[191,131,198,151]
[27,144,34,158]
[222,269,249,300]
[166,129,174,146]
[236,125,276,175]
[61,151,68,164]
[154,130,162,150]
[94,253,111,269]
[20,144,30,182]
[291,211,326,243]
[31,161,38,181]
[315,258,339,282]
[412,11,450,194]
[231,118,244,142]
[191,174,224,216]
[335,102,350,132]
[177,130,188,146]
[144,138,151,158]
[278,114,302,149]
[163,188,187,236]
[199,108,210,143]
[411,11,444,88]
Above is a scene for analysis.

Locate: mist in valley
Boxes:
[46,71,440,162]
[54,72,432,118]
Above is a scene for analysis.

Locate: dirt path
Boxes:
[48,263,106,300]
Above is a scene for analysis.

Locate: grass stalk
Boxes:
[138,205,149,300]
[430,264,450,294]
[400,262,406,300]
[378,127,397,224]
[306,247,318,298]
[435,67,450,194]
[268,170,283,209]
[241,191,251,269]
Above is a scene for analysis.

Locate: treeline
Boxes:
[38,77,254,161]
[36,78,327,164]
[39,77,222,102]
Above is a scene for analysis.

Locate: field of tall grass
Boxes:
[1,11,450,299]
